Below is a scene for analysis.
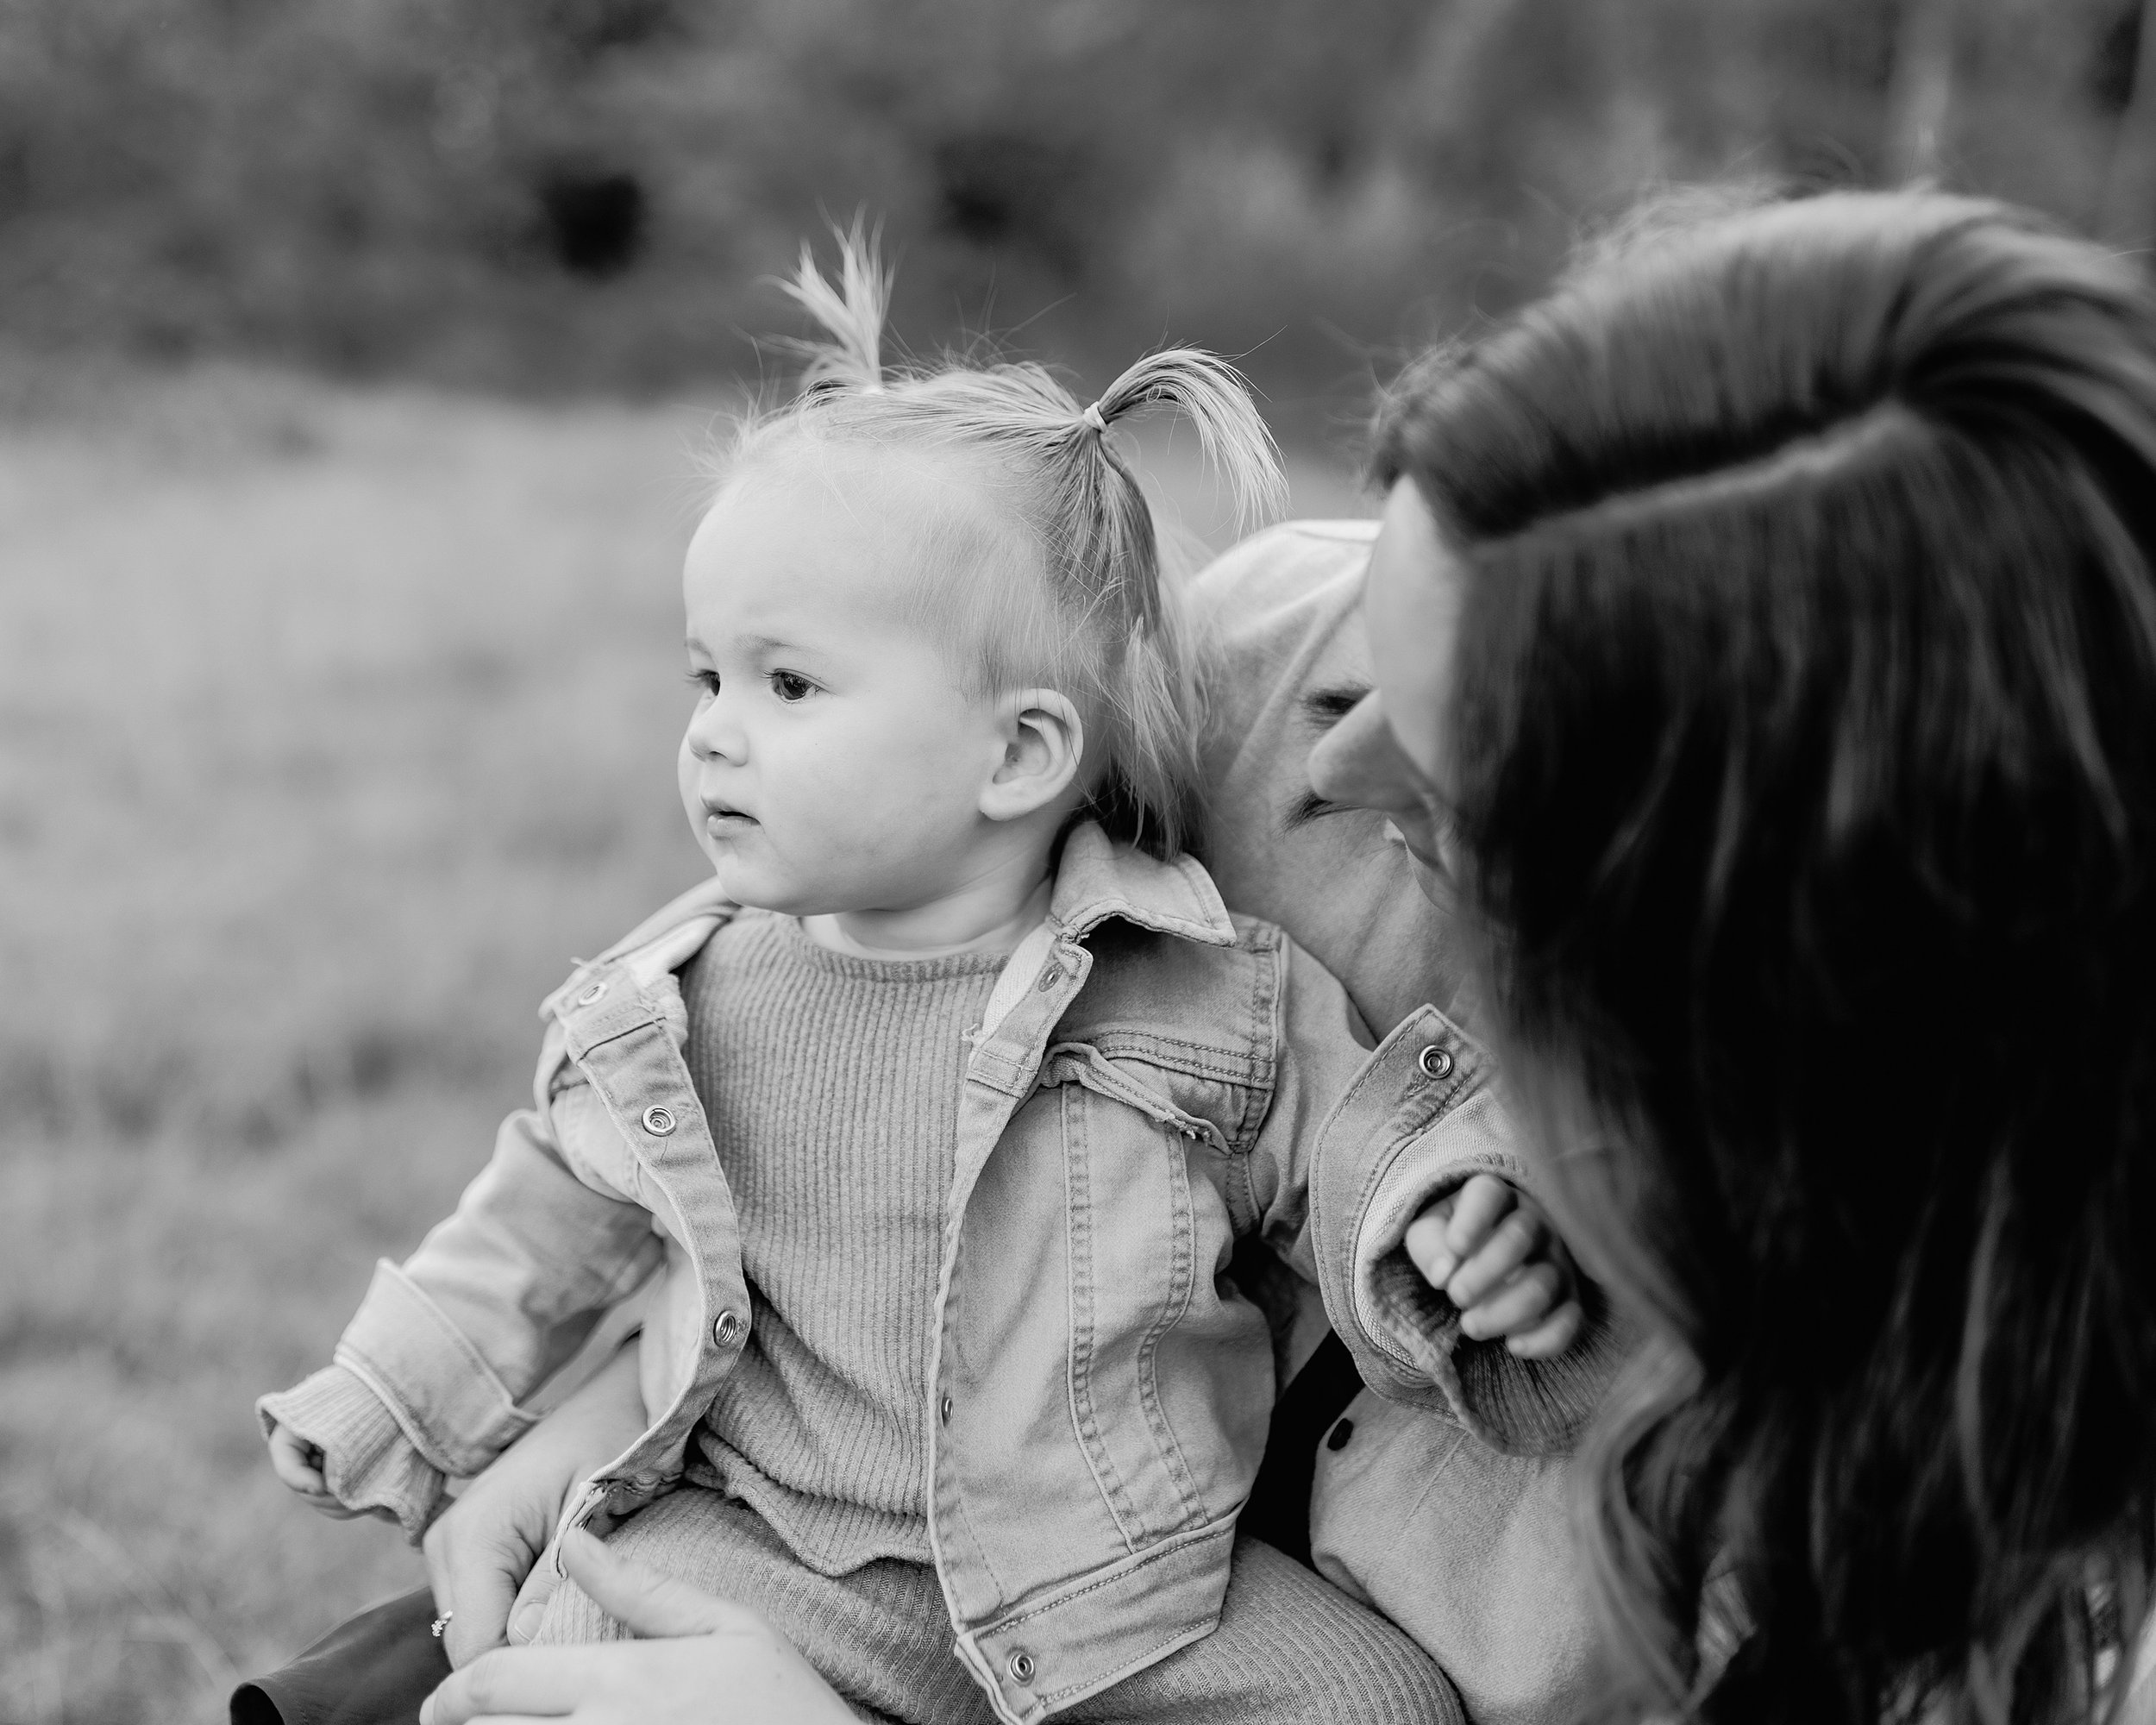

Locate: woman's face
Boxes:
[1307,477,1467,910]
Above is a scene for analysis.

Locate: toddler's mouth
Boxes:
[704,801,758,828]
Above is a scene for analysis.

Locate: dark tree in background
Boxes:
[2103,0,2156,238]
[2,0,2153,424]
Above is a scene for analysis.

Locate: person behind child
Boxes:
[1308,188,2156,1722]
[257,231,1589,1725]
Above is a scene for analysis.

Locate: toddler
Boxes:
[261,235,1581,1725]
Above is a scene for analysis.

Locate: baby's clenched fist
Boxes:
[1403,1173,1584,1359]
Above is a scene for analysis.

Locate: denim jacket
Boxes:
[261,823,1561,1722]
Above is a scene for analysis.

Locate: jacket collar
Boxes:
[1049,822,1237,948]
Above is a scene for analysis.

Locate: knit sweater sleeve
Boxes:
[257,1364,451,1536]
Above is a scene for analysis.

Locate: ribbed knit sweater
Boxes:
[679,909,1005,1576]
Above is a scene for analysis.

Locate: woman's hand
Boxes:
[418,1528,859,1725]
[422,1345,645,1669]
[1405,1173,1585,1358]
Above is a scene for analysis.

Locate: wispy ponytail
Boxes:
[1050,349,1284,854]
[1074,348,1287,530]
[772,218,889,393]
[726,228,1288,858]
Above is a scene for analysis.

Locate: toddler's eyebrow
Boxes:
[740,632,816,657]
[681,632,818,656]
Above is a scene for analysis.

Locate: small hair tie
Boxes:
[1080,401,1108,435]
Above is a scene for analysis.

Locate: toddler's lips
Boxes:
[703,803,757,831]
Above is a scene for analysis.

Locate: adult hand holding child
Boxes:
[420,1344,649,1670]
[419,1529,855,1725]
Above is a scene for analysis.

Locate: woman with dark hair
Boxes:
[1310,187,2156,1722]
[399,186,2156,1725]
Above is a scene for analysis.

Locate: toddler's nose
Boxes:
[686,699,747,763]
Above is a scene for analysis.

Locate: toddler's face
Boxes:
[676,452,1012,915]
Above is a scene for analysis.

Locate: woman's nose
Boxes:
[1307,690,1426,819]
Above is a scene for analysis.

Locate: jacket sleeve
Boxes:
[1237,932,1383,1283]
[256,1021,666,1539]
[1250,938,1630,1457]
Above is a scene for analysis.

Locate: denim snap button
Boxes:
[575,980,607,1007]
[642,1105,677,1136]
[712,1309,745,1347]
[1007,1650,1036,1684]
[1417,1044,1454,1082]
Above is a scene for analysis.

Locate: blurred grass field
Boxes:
[0,359,1369,1723]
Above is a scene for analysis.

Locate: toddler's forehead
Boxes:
[732,434,1011,542]
[718,435,1044,646]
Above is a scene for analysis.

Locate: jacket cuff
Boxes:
[336,1259,540,1477]
[257,1366,447,1541]
[1351,1095,1628,1455]
[1357,1244,1632,1457]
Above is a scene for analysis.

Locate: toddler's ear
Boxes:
[981,689,1084,823]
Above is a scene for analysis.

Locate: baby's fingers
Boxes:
[267,1428,329,1495]
[305,1496,367,1521]
[1459,1261,1568,1342]
[268,1427,365,1518]
[1442,1176,1518,1264]
[1445,1205,1545,1309]
[1504,1299,1585,1359]
[1403,1199,1460,1290]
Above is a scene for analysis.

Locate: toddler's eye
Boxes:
[769,671,815,703]
[684,669,720,699]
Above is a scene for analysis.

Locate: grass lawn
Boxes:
[0,358,1371,1723]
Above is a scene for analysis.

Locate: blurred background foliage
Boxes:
[7,0,2156,430]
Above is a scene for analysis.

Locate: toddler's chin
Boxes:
[711,875,775,911]
[705,867,812,917]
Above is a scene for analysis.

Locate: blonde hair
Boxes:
[715,225,1285,858]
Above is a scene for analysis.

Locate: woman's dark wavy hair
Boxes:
[1375,189,2156,1724]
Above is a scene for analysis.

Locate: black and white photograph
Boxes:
[4,3,2156,1722]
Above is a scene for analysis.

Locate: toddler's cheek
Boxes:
[675,743,703,821]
